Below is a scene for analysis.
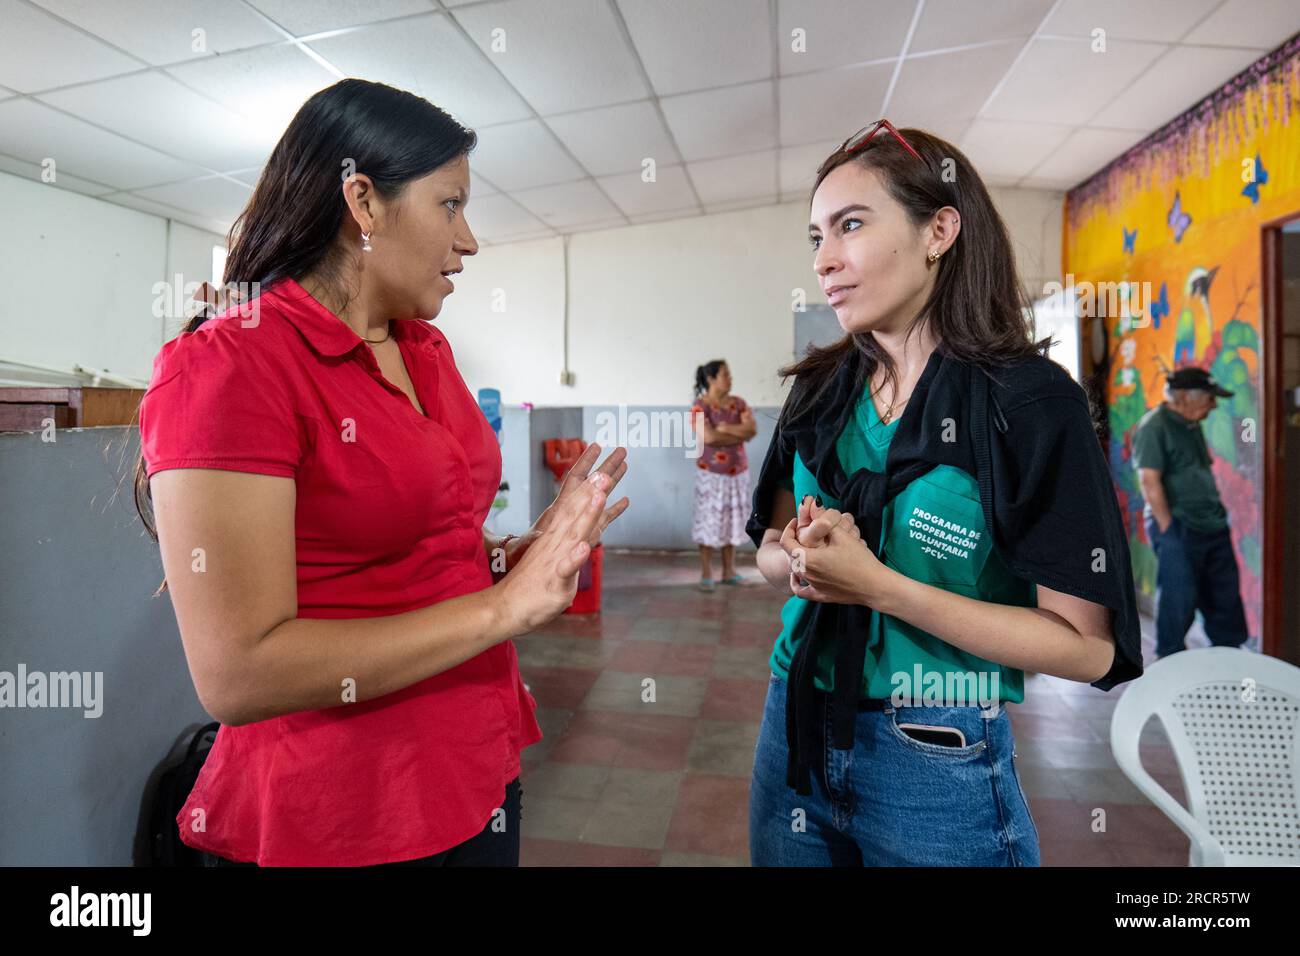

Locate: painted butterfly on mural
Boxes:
[1122,226,1137,255]
[1241,153,1269,204]
[1168,191,1191,243]
[1148,281,1169,329]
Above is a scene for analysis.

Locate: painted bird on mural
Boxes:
[1173,265,1218,366]
[1168,264,1258,468]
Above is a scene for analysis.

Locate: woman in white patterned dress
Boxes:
[689,360,756,591]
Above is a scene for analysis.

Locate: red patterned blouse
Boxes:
[691,395,750,475]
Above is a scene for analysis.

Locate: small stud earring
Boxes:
[927,250,941,263]
[361,230,372,252]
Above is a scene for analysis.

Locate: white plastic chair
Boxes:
[1110,647,1300,866]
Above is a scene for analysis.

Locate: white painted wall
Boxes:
[437,189,1066,407]
[0,170,1063,399]
[0,170,225,385]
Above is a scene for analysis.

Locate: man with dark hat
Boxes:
[1132,366,1250,657]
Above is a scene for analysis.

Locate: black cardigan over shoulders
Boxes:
[746,346,1143,692]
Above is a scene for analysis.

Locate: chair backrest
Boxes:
[1111,647,1300,864]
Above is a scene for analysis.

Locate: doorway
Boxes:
[1261,214,1300,665]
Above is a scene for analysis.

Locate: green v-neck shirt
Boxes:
[769,384,1036,702]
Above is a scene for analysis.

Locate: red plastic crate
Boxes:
[563,543,603,615]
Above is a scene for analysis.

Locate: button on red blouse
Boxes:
[138,276,541,866]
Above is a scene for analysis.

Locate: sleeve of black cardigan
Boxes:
[988,392,1144,691]
[745,409,796,549]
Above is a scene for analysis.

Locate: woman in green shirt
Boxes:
[747,123,1134,866]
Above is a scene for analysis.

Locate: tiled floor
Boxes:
[517,551,1196,866]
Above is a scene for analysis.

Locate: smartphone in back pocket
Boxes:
[897,722,967,747]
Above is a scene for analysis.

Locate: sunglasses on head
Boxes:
[840,119,922,162]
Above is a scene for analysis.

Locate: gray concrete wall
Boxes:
[578,404,777,550]
[0,426,208,865]
[528,407,583,522]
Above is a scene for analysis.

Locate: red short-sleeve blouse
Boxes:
[138,276,541,866]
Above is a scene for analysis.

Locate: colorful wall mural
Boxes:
[1064,33,1300,645]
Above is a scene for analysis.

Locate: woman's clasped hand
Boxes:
[779,495,890,606]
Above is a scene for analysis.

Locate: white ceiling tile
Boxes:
[687,150,777,205]
[246,0,434,37]
[134,175,253,222]
[1018,173,1086,191]
[2,0,1295,246]
[779,139,840,196]
[0,98,207,189]
[777,0,914,75]
[618,0,771,93]
[0,0,141,92]
[1182,0,1300,48]
[31,0,283,66]
[38,72,268,171]
[461,193,549,240]
[470,169,499,198]
[1027,126,1146,186]
[306,14,533,127]
[225,166,264,186]
[703,195,779,215]
[1043,0,1222,43]
[597,164,698,216]
[779,61,893,145]
[910,0,1055,53]
[959,118,1073,180]
[556,216,626,235]
[164,42,340,148]
[1091,45,1266,131]
[661,81,775,162]
[982,36,1167,125]
[0,151,116,195]
[627,206,703,225]
[889,41,1022,130]
[546,100,680,176]
[452,0,650,114]
[511,179,623,229]
[468,119,585,190]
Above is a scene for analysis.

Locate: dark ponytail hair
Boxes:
[778,127,1051,427]
[694,359,726,398]
[133,79,477,544]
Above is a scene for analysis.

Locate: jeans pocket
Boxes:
[885,707,989,758]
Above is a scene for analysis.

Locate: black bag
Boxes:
[149,722,220,866]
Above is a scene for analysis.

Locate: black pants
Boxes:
[203,776,522,867]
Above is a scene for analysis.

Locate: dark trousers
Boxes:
[203,776,522,868]
[1146,516,1249,658]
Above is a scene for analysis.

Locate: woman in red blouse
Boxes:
[689,359,757,591]
[133,79,629,867]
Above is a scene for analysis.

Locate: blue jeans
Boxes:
[1146,516,1249,658]
[749,674,1039,866]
